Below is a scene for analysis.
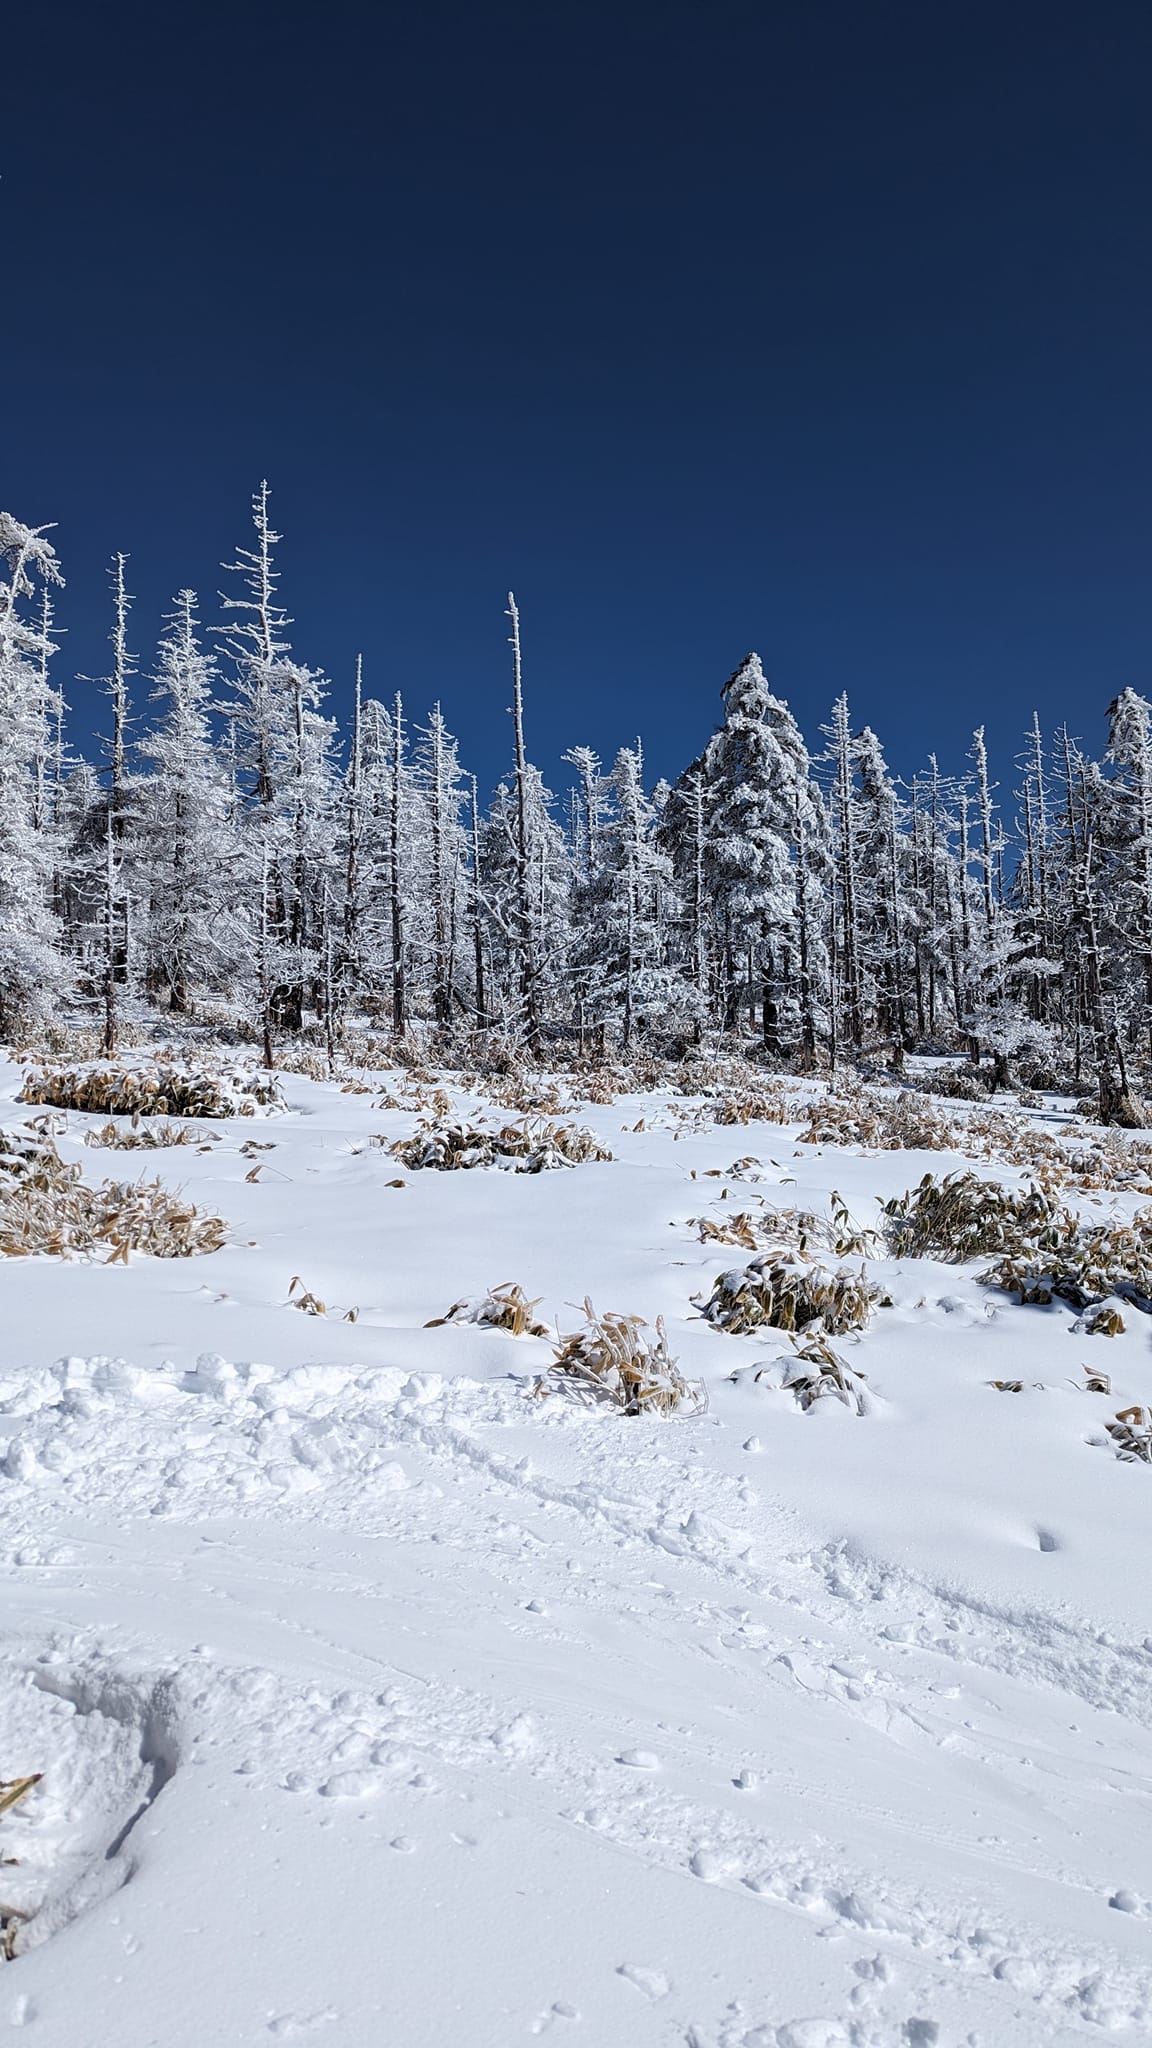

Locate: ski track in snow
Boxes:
[0,1062,1148,2042]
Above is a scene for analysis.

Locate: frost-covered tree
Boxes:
[569,745,696,1049]
[413,706,468,1026]
[665,654,828,1054]
[0,513,68,1032]
[138,591,245,1011]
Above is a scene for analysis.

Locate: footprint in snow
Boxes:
[617,1963,668,1999]
[319,1769,379,1798]
[530,2001,581,2033]
[265,2012,339,2040]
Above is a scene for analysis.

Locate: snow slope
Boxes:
[0,1058,1149,2045]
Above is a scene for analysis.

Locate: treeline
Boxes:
[1,490,1150,1118]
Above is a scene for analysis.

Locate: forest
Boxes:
[1,488,1150,1122]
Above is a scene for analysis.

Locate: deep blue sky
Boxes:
[5,0,1152,797]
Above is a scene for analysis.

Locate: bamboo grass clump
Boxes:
[543,1299,706,1415]
[885,1169,1152,1317]
[699,1255,879,1337]
[20,1063,282,1119]
[388,1117,612,1173]
[989,1211,1152,1313]
[734,1333,873,1414]
[427,1281,551,1337]
[0,1133,226,1261]
[800,1090,959,1153]
[482,1075,574,1116]
[84,1119,215,1151]
[695,1191,880,1259]
[782,1343,872,1415]
[1106,1406,1152,1463]
[882,1172,1064,1262]
[709,1086,797,1126]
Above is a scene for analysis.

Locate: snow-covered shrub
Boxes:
[695,1192,879,1259]
[1085,1304,1126,1336]
[388,1118,612,1173]
[84,1119,215,1150]
[20,1063,282,1119]
[480,1074,575,1116]
[935,1067,993,1103]
[0,1138,226,1260]
[798,1090,959,1153]
[732,1335,872,1414]
[989,1210,1152,1313]
[1106,1406,1152,1463]
[426,1282,550,1337]
[885,1171,1152,1315]
[783,1344,872,1415]
[542,1299,706,1416]
[699,1256,879,1336]
[882,1172,1063,1262]
[709,1086,797,1126]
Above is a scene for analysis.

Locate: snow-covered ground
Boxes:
[0,1056,1150,2045]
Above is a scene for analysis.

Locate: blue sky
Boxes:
[5,0,1151,798]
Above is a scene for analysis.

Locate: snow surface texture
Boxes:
[0,1057,1149,2044]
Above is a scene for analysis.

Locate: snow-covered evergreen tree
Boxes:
[138,591,245,1011]
[0,513,68,1032]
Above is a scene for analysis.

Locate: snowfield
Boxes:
[0,1057,1150,2045]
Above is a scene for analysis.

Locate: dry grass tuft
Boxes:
[481,1075,575,1116]
[782,1344,872,1414]
[695,1191,879,1259]
[989,1210,1152,1313]
[883,1172,1063,1262]
[387,1117,612,1173]
[542,1299,706,1415]
[84,1119,216,1151]
[699,1255,879,1336]
[286,1276,358,1320]
[799,1089,959,1152]
[0,1135,226,1261]
[1085,1304,1126,1337]
[884,1170,1152,1318]
[1107,1406,1152,1462]
[20,1063,282,1120]
[731,1333,872,1413]
[427,1281,550,1337]
[709,1086,798,1126]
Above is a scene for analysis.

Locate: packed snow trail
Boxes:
[0,1061,1149,2043]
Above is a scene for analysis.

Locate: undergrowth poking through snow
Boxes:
[542,1300,707,1414]
[19,1063,283,1119]
[698,1257,880,1337]
[426,1282,551,1337]
[885,1170,1152,1314]
[0,1129,226,1261]
[386,1117,613,1173]
[0,1055,1151,2043]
